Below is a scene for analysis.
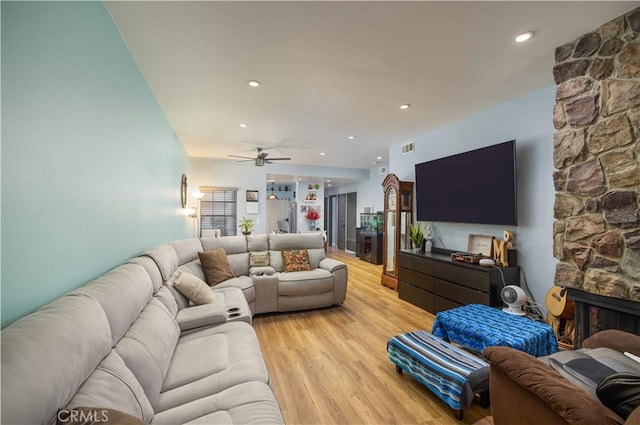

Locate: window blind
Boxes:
[199,188,237,236]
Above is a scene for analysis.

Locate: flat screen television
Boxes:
[415,140,517,225]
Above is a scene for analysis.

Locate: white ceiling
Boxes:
[106,1,637,170]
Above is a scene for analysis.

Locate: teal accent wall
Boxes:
[1,2,190,327]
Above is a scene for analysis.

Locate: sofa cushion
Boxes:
[276,268,333,295]
[199,248,235,286]
[248,233,269,251]
[179,259,207,282]
[269,233,325,272]
[1,294,112,425]
[127,255,164,293]
[72,263,153,345]
[151,381,283,425]
[115,299,180,408]
[169,238,204,265]
[66,351,154,423]
[156,322,269,412]
[211,276,255,306]
[154,285,179,317]
[250,251,270,267]
[281,249,312,272]
[173,270,217,305]
[143,244,179,282]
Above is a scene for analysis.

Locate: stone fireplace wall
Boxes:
[553,7,640,302]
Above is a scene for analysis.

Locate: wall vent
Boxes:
[401,141,415,155]
[378,166,387,175]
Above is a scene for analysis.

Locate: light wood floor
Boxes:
[253,248,491,425]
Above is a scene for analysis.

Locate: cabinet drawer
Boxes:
[434,262,490,292]
[399,282,434,313]
[398,253,435,274]
[434,278,490,306]
[434,295,462,313]
[398,268,434,292]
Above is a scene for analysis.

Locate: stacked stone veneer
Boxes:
[553,7,640,302]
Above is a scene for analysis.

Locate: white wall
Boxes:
[389,86,556,309]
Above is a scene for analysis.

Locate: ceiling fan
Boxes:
[229,147,291,166]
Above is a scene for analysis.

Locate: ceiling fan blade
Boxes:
[228,155,254,160]
[266,157,290,161]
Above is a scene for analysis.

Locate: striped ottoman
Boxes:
[387,330,490,419]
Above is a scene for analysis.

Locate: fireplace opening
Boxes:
[567,288,640,348]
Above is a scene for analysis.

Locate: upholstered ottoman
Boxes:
[387,330,490,419]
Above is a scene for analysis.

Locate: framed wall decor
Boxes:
[246,190,259,202]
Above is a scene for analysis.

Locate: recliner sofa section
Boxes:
[1,232,348,424]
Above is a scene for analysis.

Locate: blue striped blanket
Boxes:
[387,330,489,410]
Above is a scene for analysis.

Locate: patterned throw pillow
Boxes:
[250,251,270,267]
[281,249,311,272]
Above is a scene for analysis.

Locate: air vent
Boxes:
[378,166,387,175]
[401,141,415,155]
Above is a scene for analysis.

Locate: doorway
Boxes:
[331,192,357,252]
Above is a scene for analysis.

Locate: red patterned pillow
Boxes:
[281,249,311,272]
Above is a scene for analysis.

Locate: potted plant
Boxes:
[239,216,255,235]
[409,223,425,251]
[305,208,321,230]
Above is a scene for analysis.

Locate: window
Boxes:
[199,188,237,236]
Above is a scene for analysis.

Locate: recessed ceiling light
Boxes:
[248,80,260,87]
[348,135,355,140]
[400,104,411,110]
[239,123,247,128]
[326,179,331,183]
[514,32,533,43]
[320,152,326,156]
[327,184,332,187]
[377,156,382,160]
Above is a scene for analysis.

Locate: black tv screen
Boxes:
[415,140,517,225]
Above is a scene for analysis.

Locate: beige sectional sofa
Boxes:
[1,232,347,424]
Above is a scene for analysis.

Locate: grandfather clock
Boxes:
[381,174,413,290]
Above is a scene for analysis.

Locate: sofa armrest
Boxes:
[582,330,640,357]
[483,346,624,425]
[175,297,227,332]
[318,258,346,273]
[250,266,276,276]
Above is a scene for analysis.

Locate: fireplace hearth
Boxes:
[567,288,640,348]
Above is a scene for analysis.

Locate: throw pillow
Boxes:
[281,249,311,272]
[172,270,216,305]
[56,407,145,424]
[250,251,270,267]
[198,248,234,286]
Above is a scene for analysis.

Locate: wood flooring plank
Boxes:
[253,248,491,424]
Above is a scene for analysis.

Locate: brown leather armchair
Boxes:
[479,330,640,425]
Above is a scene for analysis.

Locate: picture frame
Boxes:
[246,202,259,214]
[246,190,259,202]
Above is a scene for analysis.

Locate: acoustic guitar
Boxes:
[545,286,574,319]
